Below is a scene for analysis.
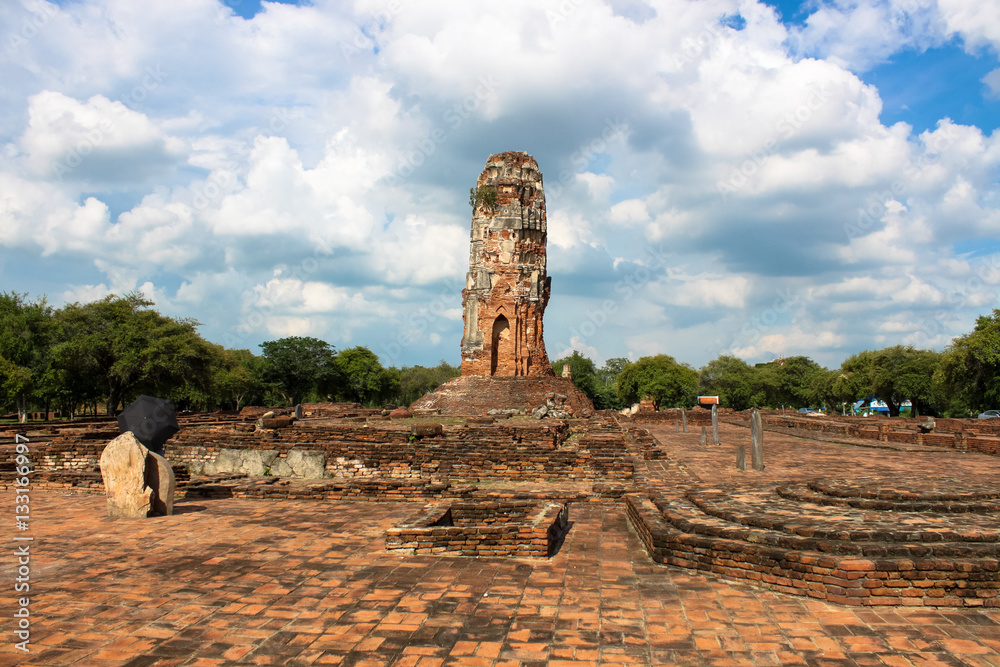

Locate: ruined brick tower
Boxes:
[409,152,593,417]
[460,151,554,377]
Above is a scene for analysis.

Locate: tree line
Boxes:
[0,292,456,422]
[1,291,997,422]
[554,310,999,417]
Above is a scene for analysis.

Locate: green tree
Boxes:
[213,348,268,411]
[334,346,398,406]
[837,347,941,416]
[805,368,844,413]
[0,292,54,422]
[937,310,1000,414]
[259,336,339,406]
[873,346,940,416]
[835,350,875,411]
[597,358,629,385]
[52,293,215,414]
[47,307,105,417]
[395,361,460,406]
[617,354,699,408]
[698,355,764,410]
[593,357,630,410]
[551,351,598,398]
[0,357,32,421]
[833,345,940,417]
[755,356,824,408]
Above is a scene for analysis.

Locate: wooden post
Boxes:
[681,408,688,433]
[736,445,746,471]
[699,426,707,446]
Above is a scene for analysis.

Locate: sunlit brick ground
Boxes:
[3,422,1000,666]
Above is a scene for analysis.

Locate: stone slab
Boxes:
[99,431,154,519]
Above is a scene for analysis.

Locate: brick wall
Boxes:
[0,418,633,482]
[625,493,1000,608]
[631,407,736,426]
[386,501,569,557]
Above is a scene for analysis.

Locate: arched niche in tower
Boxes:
[490,314,513,376]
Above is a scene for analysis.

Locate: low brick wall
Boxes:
[0,470,105,493]
[1,418,634,483]
[886,430,916,443]
[184,476,464,501]
[386,501,569,557]
[626,493,1000,607]
[2,470,630,505]
[968,437,1000,456]
[170,420,632,481]
[631,407,736,426]
[184,479,626,503]
[922,433,960,447]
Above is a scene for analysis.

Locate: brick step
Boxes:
[681,487,1000,554]
[626,493,1000,607]
[777,482,1000,513]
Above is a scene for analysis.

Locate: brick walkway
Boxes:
[643,421,1000,487]
[4,424,1000,665]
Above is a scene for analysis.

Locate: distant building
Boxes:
[854,396,912,415]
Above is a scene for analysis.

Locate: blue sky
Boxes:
[218,0,300,20]
[2,0,999,370]
[762,0,1000,132]
[869,44,1000,133]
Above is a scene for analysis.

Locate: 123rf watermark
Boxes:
[12,433,33,653]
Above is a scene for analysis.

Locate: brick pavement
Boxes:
[643,421,1000,487]
[3,421,1000,665]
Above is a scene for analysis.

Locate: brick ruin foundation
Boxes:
[4,407,1000,593]
[386,500,569,557]
[626,475,1000,608]
[409,375,593,418]
[0,411,634,494]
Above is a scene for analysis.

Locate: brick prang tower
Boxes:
[460,151,555,377]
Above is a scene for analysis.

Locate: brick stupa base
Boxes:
[409,376,594,417]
